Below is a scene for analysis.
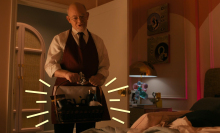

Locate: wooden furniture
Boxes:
[129,106,172,127]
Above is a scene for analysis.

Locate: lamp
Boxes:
[129,61,157,77]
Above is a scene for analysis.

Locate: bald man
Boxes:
[45,2,110,133]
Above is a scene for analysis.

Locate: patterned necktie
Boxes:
[78,32,86,51]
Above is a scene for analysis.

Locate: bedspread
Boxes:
[82,116,220,133]
[170,116,220,133]
[81,126,179,133]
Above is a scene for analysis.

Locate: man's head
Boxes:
[66,2,89,32]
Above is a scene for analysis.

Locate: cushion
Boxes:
[180,110,220,127]
[190,97,220,114]
[130,111,190,130]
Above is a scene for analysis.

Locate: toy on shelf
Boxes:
[131,81,148,101]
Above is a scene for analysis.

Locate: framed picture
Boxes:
[147,3,169,36]
[147,34,170,64]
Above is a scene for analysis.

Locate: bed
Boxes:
[82,68,220,133]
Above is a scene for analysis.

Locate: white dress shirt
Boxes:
[45,27,110,79]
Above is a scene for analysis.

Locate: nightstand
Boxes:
[129,107,172,127]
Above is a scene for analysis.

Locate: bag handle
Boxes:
[54,80,69,122]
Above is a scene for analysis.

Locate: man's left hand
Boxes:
[89,73,104,86]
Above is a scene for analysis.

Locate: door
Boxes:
[13,22,46,132]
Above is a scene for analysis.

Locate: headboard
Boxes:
[204,68,220,98]
[190,68,220,112]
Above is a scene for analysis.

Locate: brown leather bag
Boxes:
[51,80,105,124]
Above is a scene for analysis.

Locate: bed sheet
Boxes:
[170,116,220,133]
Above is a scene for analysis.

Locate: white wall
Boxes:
[88,0,129,128]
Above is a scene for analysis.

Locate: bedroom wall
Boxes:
[87,0,129,128]
[199,0,220,98]
[129,0,197,110]
[129,0,220,111]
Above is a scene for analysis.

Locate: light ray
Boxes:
[109,99,120,102]
[25,90,47,95]
[112,117,124,124]
[39,79,51,87]
[36,101,47,103]
[108,85,129,93]
[26,111,49,118]
[35,120,49,127]
[105,77,117,87]
[110,107,130,113]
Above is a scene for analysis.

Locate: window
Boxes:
[13,22,45,132]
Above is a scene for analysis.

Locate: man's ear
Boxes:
[86,12,89,19]
[66,16,71,23]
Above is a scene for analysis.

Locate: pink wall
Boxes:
[129,0,220,110]
[199,0,220,98]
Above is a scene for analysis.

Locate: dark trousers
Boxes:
[54,122,96,133]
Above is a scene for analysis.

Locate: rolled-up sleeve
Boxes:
[44,35,63,78]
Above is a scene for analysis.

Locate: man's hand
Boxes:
[89,73,104,86]
[54,69,80,83]
[64,72,80,83]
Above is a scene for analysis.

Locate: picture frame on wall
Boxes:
[147,34,170,64]
[147,3,169,36]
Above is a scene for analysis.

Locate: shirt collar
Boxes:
[72,27,88,37]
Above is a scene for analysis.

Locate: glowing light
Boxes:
[108,85,129,93]
[129,75,157,77]
[112,117,124,124]
[25,90,47,95]
[35,120,49,127]
[36,101,47,103]
[39,79,51,87]
[105,77,117,87]
[109,99,120,102]
[26,111,49,118]
[110,107,130,113]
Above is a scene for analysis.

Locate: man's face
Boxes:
[66,5,89,32]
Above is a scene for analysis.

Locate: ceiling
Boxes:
[45,0,113,10]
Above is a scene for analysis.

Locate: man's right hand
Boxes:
[64,72,80,83]
[54,69,80,83]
